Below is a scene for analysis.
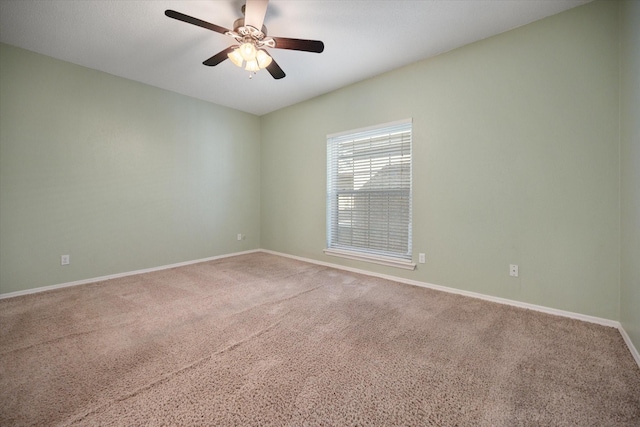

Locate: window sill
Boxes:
[323,248,416,270]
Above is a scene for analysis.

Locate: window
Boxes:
[325,119,414,270]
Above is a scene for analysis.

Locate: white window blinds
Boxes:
[326,119,412,264]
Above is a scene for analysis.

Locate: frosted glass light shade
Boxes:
[245,59,259,72]
[227,48,244,68]
[239,43,257,61]
[256,50,272,69]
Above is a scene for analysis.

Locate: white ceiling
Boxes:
[0,0,591,116]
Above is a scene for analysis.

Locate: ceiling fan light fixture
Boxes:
[256,49,272,68]
[239,42,257,62]
[245,59,260,72]
[227,47,244,68]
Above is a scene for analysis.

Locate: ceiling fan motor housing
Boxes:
[233,18,267,38]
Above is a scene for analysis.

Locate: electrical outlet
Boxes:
[237,233,242,241]
[61,255,70,266]
[510,264,519,277]
[418,253,426,264]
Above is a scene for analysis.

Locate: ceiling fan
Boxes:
[165,0,324,80]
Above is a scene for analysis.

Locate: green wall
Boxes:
[0,43,261,294]
[261,0,621,320]
[620,1,640,350]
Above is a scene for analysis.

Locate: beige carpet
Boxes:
[1,252,639,426]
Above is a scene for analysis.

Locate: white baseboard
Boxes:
[0,249,261,300]
[261,249,620,328]
[2,247,638,370]
[619,325,640,368]
[262,249,640,370]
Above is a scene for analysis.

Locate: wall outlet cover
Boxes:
[510,264,519,277]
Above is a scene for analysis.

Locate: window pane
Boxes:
[327,120,412,261]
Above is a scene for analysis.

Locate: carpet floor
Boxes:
[1,252,639,426]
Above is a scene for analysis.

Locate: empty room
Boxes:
[1,0,639,425]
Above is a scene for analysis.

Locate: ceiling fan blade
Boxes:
[266,58,286,80]
[244,0,269,30]
[165,10,229,35]
[203,47,235,66]
[272,37,324,53]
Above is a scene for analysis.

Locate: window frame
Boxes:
[324,119,415,270]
